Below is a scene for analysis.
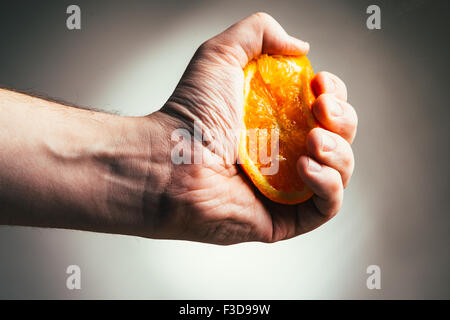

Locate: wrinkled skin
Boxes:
[154,13,358,245]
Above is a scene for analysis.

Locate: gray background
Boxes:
[0,0,449,299]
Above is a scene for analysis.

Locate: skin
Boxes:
[0,13,357,245]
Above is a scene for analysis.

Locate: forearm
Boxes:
[0,88,171,236]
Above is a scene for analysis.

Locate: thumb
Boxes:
[202,12,310,68]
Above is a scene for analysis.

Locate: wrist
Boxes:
[82,112,176,237]
[0,88,178,238]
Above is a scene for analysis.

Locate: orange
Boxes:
[239,54,317,204]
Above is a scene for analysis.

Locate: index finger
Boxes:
[312,72,348,101]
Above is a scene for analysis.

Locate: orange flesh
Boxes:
[239,54,317,204]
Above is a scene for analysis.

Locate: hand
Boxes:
[151,13,358,244]
[0,13,357,245]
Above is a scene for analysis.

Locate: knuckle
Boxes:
[341,156,354,184]
[338,140,354,187]
[351,107,359,129]
[330,202,341,217]
[333,197,343,216]
[323,191,342,218]
[342,81,348,96]
[343,150,354,170]
[252,12,273,22]
[340,138,354,162]
[337,76,347,93]
[344,114,358,135]
[343,166,354,188]
[330,171,343,195]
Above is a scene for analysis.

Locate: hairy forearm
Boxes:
[0,88,171,236]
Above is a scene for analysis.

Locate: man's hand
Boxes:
[0,13,357,245]
[153,13,358,244]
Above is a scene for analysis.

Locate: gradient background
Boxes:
[0,0,449,299]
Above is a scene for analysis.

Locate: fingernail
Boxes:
[329,97,343,117]
[321,133,336,152]
[307,157,322,172]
